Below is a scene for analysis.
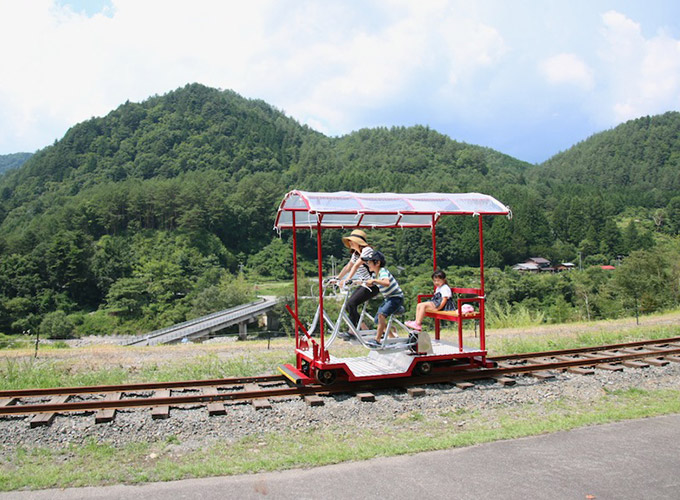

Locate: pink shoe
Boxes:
[405,320,422,331]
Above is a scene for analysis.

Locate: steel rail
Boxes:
[2,339,679,417]
[0,374,285,398]
[489,336,680,362]
[0,386,319,415]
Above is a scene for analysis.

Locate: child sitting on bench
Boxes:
[362,250,404,345]
[405,269,455,332]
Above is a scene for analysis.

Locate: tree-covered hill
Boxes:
[532,112,680,207]
[0,152,32,176]
[0,82,674,336]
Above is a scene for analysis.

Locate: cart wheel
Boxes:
[415,361,433,376]
[315,369,337,386]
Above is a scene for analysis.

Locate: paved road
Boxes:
[3,414,679,499]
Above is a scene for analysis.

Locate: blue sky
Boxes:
[1,1,679,163]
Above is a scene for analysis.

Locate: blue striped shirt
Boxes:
[376,268,403,299]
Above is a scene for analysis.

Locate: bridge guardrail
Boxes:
[125,297,277,346]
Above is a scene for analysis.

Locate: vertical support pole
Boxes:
[478,215,486,354]
[316,222,325,359]
[478,215,485,296]
[458,299,464,352]
[431,215,438,271]
[292,217,300,367]
[431,217,440,341]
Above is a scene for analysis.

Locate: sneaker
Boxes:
[405,321,422,331]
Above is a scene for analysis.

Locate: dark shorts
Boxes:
[432,292,455,311]
[375,295,404,322]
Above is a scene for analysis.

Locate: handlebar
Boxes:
[324,277,368,290]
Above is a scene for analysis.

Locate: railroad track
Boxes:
[2,336,680,427]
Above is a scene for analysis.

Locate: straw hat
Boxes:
[342,229,368,248]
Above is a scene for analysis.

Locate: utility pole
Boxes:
[32,329,39,358]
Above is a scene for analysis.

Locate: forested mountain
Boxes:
[532,112,680,207]
[0,153,32,176]
[0,83,675,336]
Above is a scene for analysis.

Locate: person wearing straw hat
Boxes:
[335,229,379,329]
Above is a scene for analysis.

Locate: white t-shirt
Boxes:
[349,246,373,281]
[435,283,452,299]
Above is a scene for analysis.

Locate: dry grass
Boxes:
[3,309,679,381]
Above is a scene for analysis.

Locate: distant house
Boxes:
[512,262,540,272]
[600,265,616,270]
[512,257,554,272]
[527,257,551,267]
[556,262,576,272]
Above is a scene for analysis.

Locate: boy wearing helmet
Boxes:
[362,250,404,345]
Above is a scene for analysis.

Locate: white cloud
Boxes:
[598,10,680,123]
[0,0,278,152]
[540,53,594,90]
[0,0,513,150]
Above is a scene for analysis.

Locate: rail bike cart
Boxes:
[275,191,511,385]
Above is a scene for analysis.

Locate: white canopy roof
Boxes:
[275,190,511,229]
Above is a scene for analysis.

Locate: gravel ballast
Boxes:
[2,360,679,459]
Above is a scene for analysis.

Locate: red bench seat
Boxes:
[417,287,485,343]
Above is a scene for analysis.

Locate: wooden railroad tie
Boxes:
[304,395,324,407]
[0,397,18,408]
[622,360,650,369]
[151,390,170,420]
[95,392,121,424]
[595,363,624,372]
[644,346,673,352]
[619,349,669,366]
[407,387,426,397]
[244,384,272,410]
[576,353,623,371]
[531,371,556,380]
[30,395,69,428]
[567,366,595,375]
[202,387,226,416]
[493,377,516,386]
[644,358,670,367]
[599,350,622,357]
[456,382,474,390]
[356,392,375,402]
[526,358,550,365]
[553,357,594,375]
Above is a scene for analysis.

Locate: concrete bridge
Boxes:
[124,296,280,346]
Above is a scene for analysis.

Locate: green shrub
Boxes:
[39,310,75,339]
